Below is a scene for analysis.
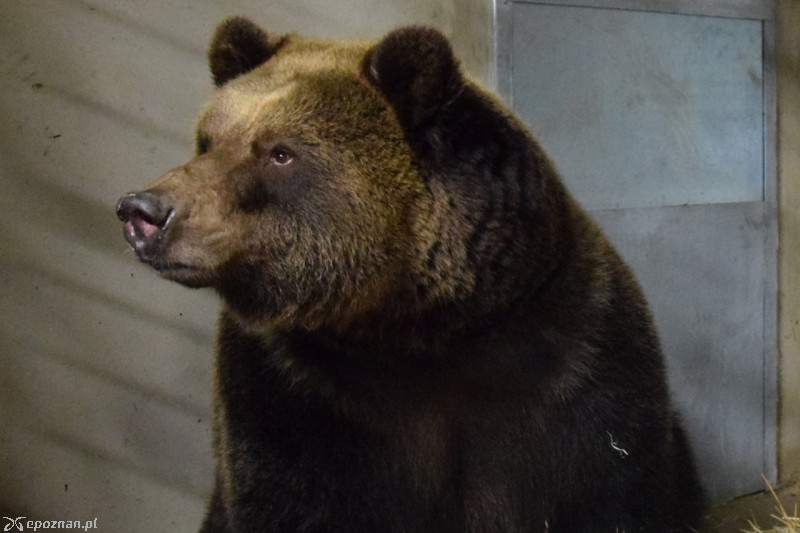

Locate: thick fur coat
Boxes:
[117,18,705,532]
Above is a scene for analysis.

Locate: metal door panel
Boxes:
[593,203,768,499]
[510,3,763,210]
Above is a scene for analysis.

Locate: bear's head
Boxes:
[117,18,564,335]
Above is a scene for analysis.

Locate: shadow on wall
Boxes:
[0,1,220,527]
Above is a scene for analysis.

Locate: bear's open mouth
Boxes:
[125,214,161,241]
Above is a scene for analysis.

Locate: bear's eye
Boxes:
[270,148,294,166]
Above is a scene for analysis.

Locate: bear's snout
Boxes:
[116,191,174,259]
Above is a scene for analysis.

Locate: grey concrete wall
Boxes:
[0,1,490,531]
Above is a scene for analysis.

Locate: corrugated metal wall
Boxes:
[0,2,490,531]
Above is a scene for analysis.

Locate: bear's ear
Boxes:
[208,17,280,87]
[364,27,462,132]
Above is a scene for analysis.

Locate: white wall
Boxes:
[0,1,491,531]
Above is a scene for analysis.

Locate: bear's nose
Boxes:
[116,191,174,251]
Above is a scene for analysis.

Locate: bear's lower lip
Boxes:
[147,258,197,274]
[152,261,192,272]
[149,260,214,287]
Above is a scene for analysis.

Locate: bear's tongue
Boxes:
[126,213,159,240]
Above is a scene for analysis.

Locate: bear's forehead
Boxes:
[198,37,375,144]
[199,83,296,143]
[271,36,371,75]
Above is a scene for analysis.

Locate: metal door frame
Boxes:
[492,0,778,486]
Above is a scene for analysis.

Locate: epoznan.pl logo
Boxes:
[3,518,98,531]
[3,518,23,532]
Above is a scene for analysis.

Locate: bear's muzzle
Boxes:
[116,191,174,262]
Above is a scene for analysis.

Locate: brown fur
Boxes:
[117,18,705,532]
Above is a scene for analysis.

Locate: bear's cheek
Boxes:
[168,225,234,266]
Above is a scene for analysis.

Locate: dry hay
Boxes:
[744,476,800,533]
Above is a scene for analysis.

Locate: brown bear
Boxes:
[116,17,705,532]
